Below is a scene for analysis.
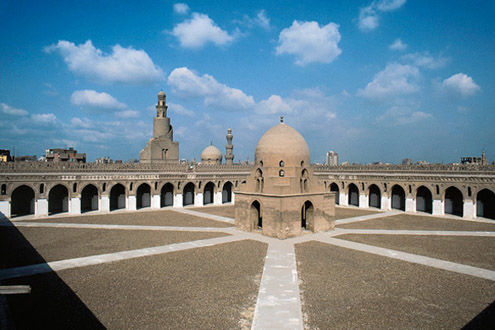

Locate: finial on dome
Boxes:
[280,116,284,123]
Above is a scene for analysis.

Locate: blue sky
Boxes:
[0,0,493,164]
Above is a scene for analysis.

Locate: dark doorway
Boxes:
[48,184,68,215]
[203,182,214,205]
[445,186,463,216]
[222,182,233,203]
[251,200,262,229]
[301,201,314,230]
[348,183,359,206]
[110,184,126,211]
[391,185,405,211]
[183,182,195,206]
[330,183,339,205]
[476,189,495,220]
[416,186,432,214]
[81,184,98,213]
[11,185,35,217]
[136,183,151,209]
[369,184,381,209]
[161,183,174,207]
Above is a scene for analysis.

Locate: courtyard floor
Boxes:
[1,205,494,328]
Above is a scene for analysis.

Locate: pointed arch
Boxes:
[11,185,35,217]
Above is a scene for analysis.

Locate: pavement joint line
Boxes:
[316,236,495,281]
[171,208,235,224]
[0,234,247,281]
[252,240,303,330]
[336,229,495,236]
[335,210,400,225]
[2,221,231,233]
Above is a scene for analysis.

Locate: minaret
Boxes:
[153,91,171,138]
[225,128,234,165]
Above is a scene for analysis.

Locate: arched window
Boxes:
[1,184,6,195]
[279,160,285,167]
[279,170,285,177]
[39,183,44,194]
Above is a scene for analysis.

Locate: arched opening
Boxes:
[203,182,214,205]
[161,183,174,207]
[416,186,432,214]
[301,169,309,193]
[136,183,151,209]
[81,184,98,213]
[476,189,495,220]
[1,184,6,195]
[255,168,263,192]
[391,185,405,211]
[348,183,359,206]
[110,184,126,211]
[445,186,463,217]
[330,183,339,205]
[368,184,381,209]
[222,182,233,204]
[301,201,314,230]
[251,200,262,229]
[11,185,35,217]
[183,182,195,206]
[48,184,68,215]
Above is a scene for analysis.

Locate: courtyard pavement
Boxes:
[1,205,494,328]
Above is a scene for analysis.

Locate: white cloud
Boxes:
[401,52,448,69]
[358,0,406,32]
[442,73,480,96]
[45,40,164,83]
[1,103,28,116]
[389,38,407,51]
[171,13,234,49]
[173,3,189,15]
[120,110,140,118]
[378,106,432,125]
[71,117,93,128]
[167,67,255,110]
[31,113,57,123]
[358,63,419,99]
[235,10,271,30]
[71,90,127,109]
[168,103,195,117]
[276,20,341,66]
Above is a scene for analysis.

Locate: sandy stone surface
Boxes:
[338,213,495,231]
[334,207,380,219]
[191,205,235,218]
[338,234,495,271]
[5,240,267,329]
[0,226,227,269]
[295,241,495,329]
[21,209,232,227]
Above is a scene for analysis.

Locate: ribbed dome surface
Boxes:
[201,145,222,162]
[255,123,310,167]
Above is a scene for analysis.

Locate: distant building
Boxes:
[326,151,338,166]
[45,147,86,163]
[0,149,12,162]
[95,156,113,164]
[402,158,413,165]
[416,160,430,165]
[15,155,37,162]
[460,151,488,166]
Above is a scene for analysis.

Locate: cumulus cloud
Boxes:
[173,3,189,15]
[45,40,164,83]
[31,113,57,123]
[378,106,432,125]
[276,20,341,66]
[120,110,140,118]
[71,90,127,109]
[235,10,271,30]
[168,67,255,110]
[401,52,448,69]
[1,103,28,116]
[358,63,419,99]
[358,0,406,32]
[389,38,407,51]
[171,13,234,49]
[442,73,480,96]
[168,103,195,117]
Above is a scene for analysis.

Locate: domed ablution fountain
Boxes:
[235,117,336,239]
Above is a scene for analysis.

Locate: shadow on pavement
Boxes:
[462,300,495,329]
[0,212,104,329]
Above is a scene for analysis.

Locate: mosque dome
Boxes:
[255,120,310,167]
[201,145,223,164]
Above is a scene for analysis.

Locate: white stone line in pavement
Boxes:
[1,221,229,233]
[337,229,495,237]
[0,235,245,281]
[317,236,495,281]
[172,208,235,224]
[252,240,303,330]
[335,211,399,225]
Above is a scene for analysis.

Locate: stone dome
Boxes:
[201,145,223,163]
[255,122,310,167]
